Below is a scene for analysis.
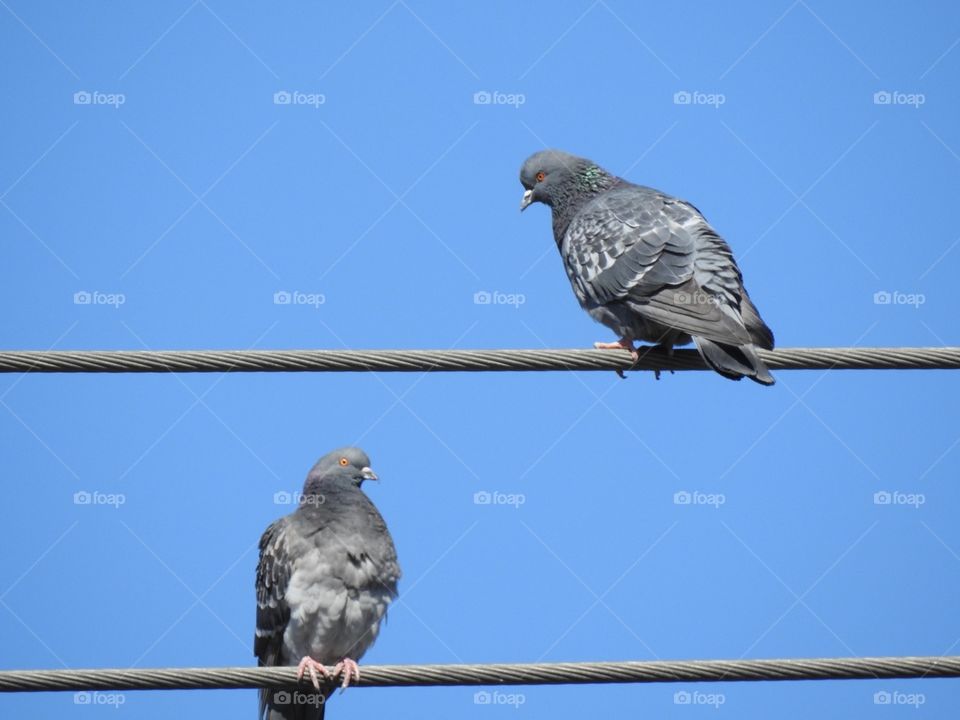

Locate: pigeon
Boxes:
[520,149,775,385]
[255,447,401,720]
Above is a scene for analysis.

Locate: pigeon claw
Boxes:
[332,658,361,691]
[296,656,332,691]
[594,338,639,368]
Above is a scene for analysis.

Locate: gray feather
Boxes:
[255,448,401,720]
[519,150,775,385]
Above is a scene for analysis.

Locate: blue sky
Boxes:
[2,1,959,717]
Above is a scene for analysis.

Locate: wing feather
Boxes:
[564,187,758,346]
[255,517,292,666]
[256,517,293,719]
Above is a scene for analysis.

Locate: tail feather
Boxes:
[694,337,775,386]
[740,291,775,350]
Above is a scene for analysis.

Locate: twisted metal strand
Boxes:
[1,656,958,692]
[0,347,957,374]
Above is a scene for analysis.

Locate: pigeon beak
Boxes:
[520,189,533,211]
[361,466,378,482]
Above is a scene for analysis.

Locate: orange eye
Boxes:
[536,171,546,182]
[339,457,349,466]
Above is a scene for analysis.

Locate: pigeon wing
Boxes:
[255,517,295,719]
[564,187,752,346]
[255,516,292,667]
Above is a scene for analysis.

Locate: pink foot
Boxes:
[593,338,639,363]
[296,656,331,690]
[332,658,361,690]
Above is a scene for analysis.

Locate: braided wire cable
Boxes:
[0,347,957,374]
[0,656,958,692]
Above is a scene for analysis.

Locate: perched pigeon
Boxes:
[255,447,400,720]
[520,149,775,385]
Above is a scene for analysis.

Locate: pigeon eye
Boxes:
[339,457,349,467]
[536,172,546,182]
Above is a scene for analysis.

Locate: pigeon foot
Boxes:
[594,338,639,366]
[296,656,332,691]
[332,658,361,691]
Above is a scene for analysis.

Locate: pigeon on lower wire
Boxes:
[520,149,775,385]
[255,447,401,719]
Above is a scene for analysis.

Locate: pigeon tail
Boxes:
[260,686,327,720]
[694,337,775,386]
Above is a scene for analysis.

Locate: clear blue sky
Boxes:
[2,1,959,717]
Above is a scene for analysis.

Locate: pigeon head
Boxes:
[302,447,377,499]
[519,149,614,211]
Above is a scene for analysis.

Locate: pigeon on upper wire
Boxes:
[255,447,401,719]
[520,149,775,385]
